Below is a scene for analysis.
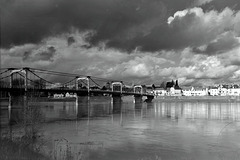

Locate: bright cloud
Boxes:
[194,0,214,6]
[2,0,240,89]
[167,7,240,54]
[2,29,240,86]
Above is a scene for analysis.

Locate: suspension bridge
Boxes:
[0,67,154,102]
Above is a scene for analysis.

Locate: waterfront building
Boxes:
[153,87,166,97]
[65,92,76,98]
[174,88,182,96]
[145,85,154,94]
[229,88,240,96]
[219,85,228,96]
[182,87,207,96]
[53,93,64,98]
[164,80,182,96]
[208,86,219,96]
[182,87,193,96]
[151,82,240,97]
[174,81,182,96]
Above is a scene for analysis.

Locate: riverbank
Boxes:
[153,96,240,102]
[0,138,50,160]
[2,96,240,105]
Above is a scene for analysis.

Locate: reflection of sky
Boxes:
[41,101,240,160]
[154,102,240,121]
[3,98,240,160]
[153,102,240,136]
[39,102,77,121]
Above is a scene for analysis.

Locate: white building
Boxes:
[228,88,240,96]
[53,93,64,98]
[208,87,219,96]
[65,92,76,98]
[182,87,208,96]
[153,87,166,96]
[174,89,182,96]
[165,87,182,96]
[218,85,228,96]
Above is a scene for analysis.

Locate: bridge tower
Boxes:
[111,81,123,93]
[9,67,29,93]
[134,85,143,94]
[75,76,90,95]
[111,81,123,110]
[8,68,30,117]
[133,85,143,103]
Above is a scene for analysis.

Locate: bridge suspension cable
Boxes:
[28,70,55,84]
[89,77,102,87]
[32,70,77,77]
[78,79,88,86]
[2,67,134,87]
[62,77,77,86]
[30,68,83,77]
[0,75,11,80]
[14,72,43,89]
[0,70,9,75]
[30,68,130,84]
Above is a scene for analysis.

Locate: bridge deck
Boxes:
[0,87,154,97]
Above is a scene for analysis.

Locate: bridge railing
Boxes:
[0,67,155,96]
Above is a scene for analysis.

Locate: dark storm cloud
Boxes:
[22,51,31,61]
[201,0,240,11]
[1,0,164,48]
[2,0,239,52]
[67,37,75,46]
[193,32,240,55]
[22,46,56,62]
[1,0,197,51]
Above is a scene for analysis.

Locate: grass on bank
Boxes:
[0,137,50,160]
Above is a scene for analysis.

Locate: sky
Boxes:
[1,0,240,87]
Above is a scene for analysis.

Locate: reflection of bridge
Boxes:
[0,67,154,102]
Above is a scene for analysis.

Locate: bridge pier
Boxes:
[76,96,90,118]
[134,95,142,104]
[144,96,154,103]
[112,95,122,113]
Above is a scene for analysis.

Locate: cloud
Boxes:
[2,0,240,88]
[1,30,174,83]
[201,0,240,11]
[224,46,240,66]
[166,7,240,53]
[232,70,240,80]
[1,0,167,51]
[2,29,240,86]
[1,30,240,86]
[234,12,240,35]
[193,32,240,55]
[4,0,239,53]
[193,0,214,6]
[126,6,240,52]
[179,47,240,85]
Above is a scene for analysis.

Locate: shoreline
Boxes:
[1,95,240,104]
[153,96,240,102]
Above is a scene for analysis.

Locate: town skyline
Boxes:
[1,0,240,87]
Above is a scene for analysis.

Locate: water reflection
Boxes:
[2,97,240,160]
[2,98,240,126]
[153,102,240,121]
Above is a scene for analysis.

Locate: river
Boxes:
[1,96,240,160]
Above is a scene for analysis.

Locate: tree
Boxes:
[174,80,181,89]
[160,81,166,89]
[152,84,156,89]
[166,80,174,88]
[101,86,107,90]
